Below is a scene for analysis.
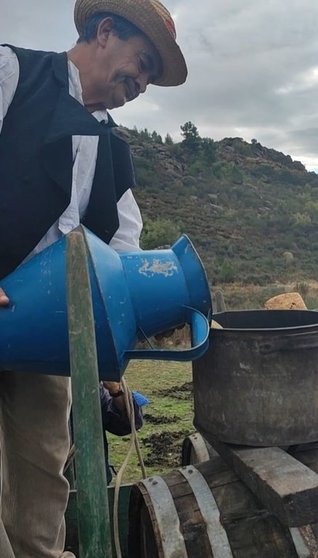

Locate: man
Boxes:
[0,0,187,556]
[99,384,146,484]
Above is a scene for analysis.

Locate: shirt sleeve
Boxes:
[100,385,143,435]
[109,188,143,252]
[0,46,19,134]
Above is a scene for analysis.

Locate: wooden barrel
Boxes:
[181,432,217,465]
[128,455,317,558]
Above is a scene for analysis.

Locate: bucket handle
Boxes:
[259,330,318,354]
[125,306,210,362]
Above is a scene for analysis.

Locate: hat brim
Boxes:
[74,0,187,86]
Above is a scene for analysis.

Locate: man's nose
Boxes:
[137,73,149,94]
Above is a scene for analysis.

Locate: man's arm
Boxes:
[0,47,19,302]
[100,384,143,436]
[109,189,143,252]
[0,46,19,133]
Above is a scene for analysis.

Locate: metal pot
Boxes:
[193,310,318,446]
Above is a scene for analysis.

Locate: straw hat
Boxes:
[74,0,188,86]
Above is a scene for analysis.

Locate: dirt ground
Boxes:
[141,381,193,469]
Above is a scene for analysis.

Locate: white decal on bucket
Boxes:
[139,259,178,277]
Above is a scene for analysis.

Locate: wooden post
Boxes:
[65,485,133,557]
[209,438,318,527]
[66,228,112,558]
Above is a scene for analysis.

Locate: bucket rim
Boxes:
[213,309,318,333]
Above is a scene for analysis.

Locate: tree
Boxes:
[151,130,163,144]
[180,121,201,151]
[165,133,174,145]
[139,128,151,141]
[201,137,216,163]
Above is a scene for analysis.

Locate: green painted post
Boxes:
[66,228,112,558]
[66,485,133,557]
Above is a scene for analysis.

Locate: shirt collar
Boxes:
[68,59,108,124]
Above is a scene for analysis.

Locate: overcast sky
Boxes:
[2,0,318,170]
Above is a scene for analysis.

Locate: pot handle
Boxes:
[259,331,318,354]
[125,306,210,362]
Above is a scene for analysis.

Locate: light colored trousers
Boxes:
[0,372,75,558]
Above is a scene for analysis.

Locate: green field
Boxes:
[108,359,194,484]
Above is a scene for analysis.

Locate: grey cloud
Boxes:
[2,0,318,168]
[280,128,318,157]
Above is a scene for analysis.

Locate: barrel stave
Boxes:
[129,483,161,558]
[165,471,215,558]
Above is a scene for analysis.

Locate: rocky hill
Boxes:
[120,125,318,286]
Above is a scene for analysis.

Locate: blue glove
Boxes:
[132,391,149,407]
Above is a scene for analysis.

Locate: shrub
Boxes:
[140,218,181,249]
[217,260,236,283]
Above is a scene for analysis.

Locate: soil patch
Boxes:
[143,429,191,468]
[143,413,179,425]
[155,381,193,400]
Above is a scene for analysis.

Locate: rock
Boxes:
[264,292,307,310]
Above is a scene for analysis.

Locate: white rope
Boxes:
[113,377,147,558]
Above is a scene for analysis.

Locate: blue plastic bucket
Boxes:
[0,227,212,380]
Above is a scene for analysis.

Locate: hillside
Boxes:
[119,125,318,287]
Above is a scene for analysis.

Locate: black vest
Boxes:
[0,46,135,279]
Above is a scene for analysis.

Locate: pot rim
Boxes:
[213,309,318,333]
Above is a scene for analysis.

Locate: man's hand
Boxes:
[0,288,9,306]
[102,381,123,397]
[102,381,125,411]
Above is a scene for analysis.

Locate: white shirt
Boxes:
[0,46,143,256]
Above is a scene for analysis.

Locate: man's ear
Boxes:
[96,17,114,46]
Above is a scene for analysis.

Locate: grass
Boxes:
[108,359,193,484]
[215,280,318,310]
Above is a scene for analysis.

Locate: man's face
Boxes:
[86,25,161,111]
